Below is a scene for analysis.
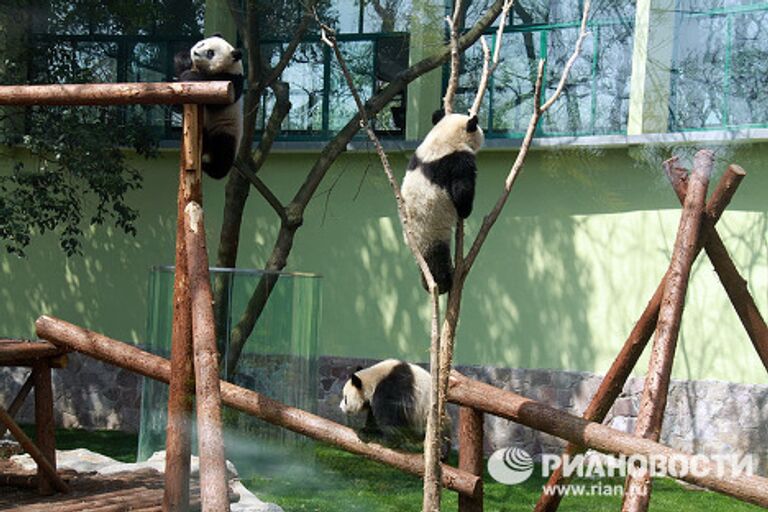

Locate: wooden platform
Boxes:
[0,460,238,511]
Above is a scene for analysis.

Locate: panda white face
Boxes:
[190,36,243,75]
[340,375,367,415]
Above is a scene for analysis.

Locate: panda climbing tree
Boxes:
[318,0,591,509]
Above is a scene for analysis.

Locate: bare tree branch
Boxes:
[234,159,286,222]
[443,0,464,115]
[540,1,590,113]
[468,0,514,117]
[223,0,509,375]
[465,0,590,271]
[317,17,448,511]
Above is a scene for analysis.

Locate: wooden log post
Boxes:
[664,159,768,372]
[458,407,484,512]
[0,82,233,106]
[33,360,57,495]
[445,371,768,508]
[621,149,712,511]
[534,162,746,512]
[185,201,229,512]
[164,103,204,512]
[0,405,68,493]
[35,316,481,498]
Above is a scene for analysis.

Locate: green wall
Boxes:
[1,142,767,384]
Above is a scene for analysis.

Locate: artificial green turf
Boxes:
[244,444,765,512]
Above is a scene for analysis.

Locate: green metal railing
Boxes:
[28,31,408,141]
[669,1,768,132]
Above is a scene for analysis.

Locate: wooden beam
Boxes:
[446,371,768,508]
[0,82,233,106]
[34,316,482,498]
[621,150,711,511]
[33,360,57,495]
[164,103,204,512]
[665,159,768,372]
[533,162,745,511]
[0,340,66,363]
[185,201,229,511]
[0,368,36,439]
[458,407,484,512]
[0,404,68,493]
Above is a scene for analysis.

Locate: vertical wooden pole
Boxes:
[33,360,56,495]
[621,150,712,512]
[458,407,484,512]
[185,201,230,511]
[164,103,204,512]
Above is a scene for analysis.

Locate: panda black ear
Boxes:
[351,374,363,389]
[355,366,363,372]
[467,115,479,133]
[211,32,223,38]
[232,49,243,61]
[432,109,445,125]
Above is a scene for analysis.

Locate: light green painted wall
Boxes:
[1,143,767,384]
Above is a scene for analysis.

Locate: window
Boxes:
[669,1,768,131]
[27,1,205,139]
[258,0,411,139]
[452,0,635,138]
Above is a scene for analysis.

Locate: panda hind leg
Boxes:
[423,240,453,294]
[202,131,238,179]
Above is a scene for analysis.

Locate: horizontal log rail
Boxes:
[0,339,67,364]
[0,82,234,106]
[35,315,481,498]
[447,371,768,508]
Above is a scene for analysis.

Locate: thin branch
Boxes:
[464,60,544,271]
[317,15,446,511]
[540,0,590,113]
[234,158,287,222]
[442,0,464,114]
[316,15,438,293]
[468,0,514,117]
[261,14,313,91]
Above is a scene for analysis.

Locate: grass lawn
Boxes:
[17,425,139,463]
[10,428,762,511]
[244,444,764,512]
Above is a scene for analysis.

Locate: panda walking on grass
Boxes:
[401,111,484,294]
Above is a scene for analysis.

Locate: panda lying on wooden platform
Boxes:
[339,359,451,456]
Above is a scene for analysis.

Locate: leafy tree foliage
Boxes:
[0,0,204,257]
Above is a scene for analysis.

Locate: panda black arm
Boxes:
[449,153,477,219]
[179,69,207,82]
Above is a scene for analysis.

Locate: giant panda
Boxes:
[339,359,451,455]
[401,111,484,294]
[174,35,244,179]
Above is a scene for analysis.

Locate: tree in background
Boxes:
[214,0,508,373]
[0,0,206,256]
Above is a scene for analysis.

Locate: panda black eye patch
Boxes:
[206,49,215,58]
